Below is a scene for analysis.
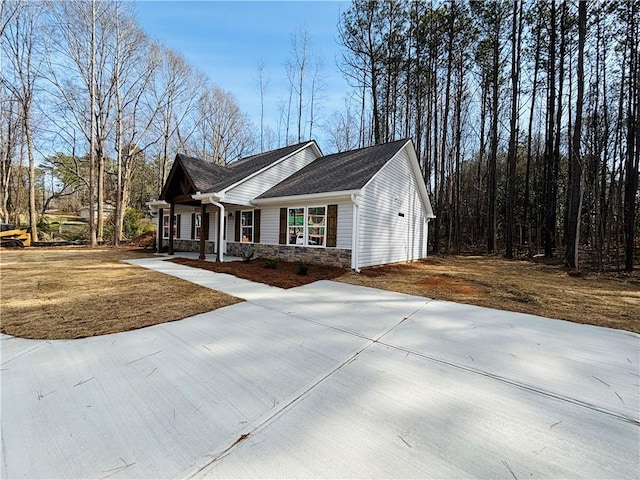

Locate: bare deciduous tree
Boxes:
[1,0,44,240]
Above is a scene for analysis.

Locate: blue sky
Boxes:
[134,0,352,148]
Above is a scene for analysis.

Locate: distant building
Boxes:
[79,204,116,221]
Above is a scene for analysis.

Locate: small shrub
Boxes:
[123,207,144,239]
[240,248,255,262]
[297,262,308,276]
[264,257,279,269]
[139,218,156,234]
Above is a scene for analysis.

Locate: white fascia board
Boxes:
[251,189,361,206]
[191,193,256,209]
[191,193,222,203]
[219,142,321,196]
[147,200,170,208]
[360,140,406,192]
[361,140,435,218]
[405,141,436,218]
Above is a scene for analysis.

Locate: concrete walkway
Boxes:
[1,257,638,479]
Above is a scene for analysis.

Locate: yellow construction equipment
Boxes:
[0,224,31,247]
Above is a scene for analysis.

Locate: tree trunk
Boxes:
[524,17,542,257]
[114,3,122,246]
[487,15,500,254]
[505,0,522,259]
[543,1,557,258]
[623,0,639,271]
[88,0,97,246]
[565,0,586,269]
[24,119,38,242]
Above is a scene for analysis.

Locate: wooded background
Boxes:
[1,0,638,271]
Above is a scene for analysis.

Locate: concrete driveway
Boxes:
[1,257,638,479]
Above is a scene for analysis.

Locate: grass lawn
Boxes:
[0,247,241,340]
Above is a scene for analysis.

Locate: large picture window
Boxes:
[241,210,253,243]
[287,206,325,247]
[306,207,326,246]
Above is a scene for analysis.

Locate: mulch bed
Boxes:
[169,257,346,289]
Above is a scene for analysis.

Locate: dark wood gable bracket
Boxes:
[159,156,198,203]
[160,155,201,256]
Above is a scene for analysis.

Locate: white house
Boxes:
[79,203,116,221]
[149,139,434,270]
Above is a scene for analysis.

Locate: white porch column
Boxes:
[217,203,225,262]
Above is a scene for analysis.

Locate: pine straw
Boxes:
[339,255,640,333]
[169,257,346,289]
[0,247,241,340]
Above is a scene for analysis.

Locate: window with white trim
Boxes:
[287,207,304,245]
[162,214,178,239]
[287,206,325,247]
[306,206,326,246]
[241,210,253,243]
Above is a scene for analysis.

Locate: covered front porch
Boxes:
[153,153,250,261]
[151,198,246,262]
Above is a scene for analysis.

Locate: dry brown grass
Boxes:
[339,255,640,333]
[0,247,241,340]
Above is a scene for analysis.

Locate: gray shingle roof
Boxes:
[216,141,315,191]
[257,139,409,199]
[176,154,226,193]
[170,141,315,195]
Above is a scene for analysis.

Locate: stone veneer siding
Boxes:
[227,242,352,268]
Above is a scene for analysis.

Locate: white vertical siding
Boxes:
[222,147,319,205]
[226,210,235,241]
[178,213,190,239]
[358,147,429,268]
[258,206,281,245]
[336,203,352,249]
[161,209,193,240]
[209,211,217,245]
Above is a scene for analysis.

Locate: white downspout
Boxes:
[208,196,225,263]
[351,193,361,273]
[425,217,431,258]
